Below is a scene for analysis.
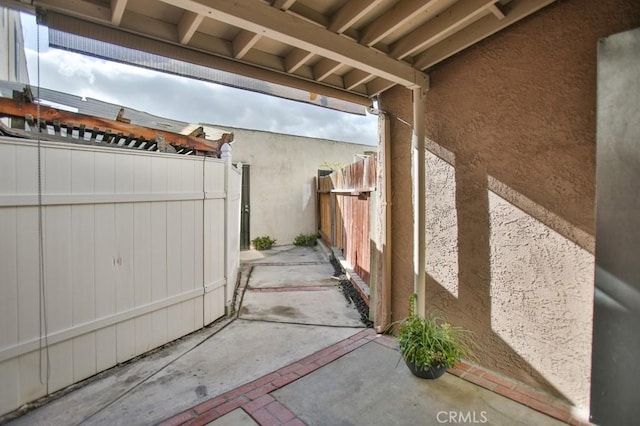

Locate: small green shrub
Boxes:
[252,235,276,250]
[293,233,319,246]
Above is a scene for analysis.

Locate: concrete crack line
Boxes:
[244,261,325,266]
[236,317,366,329]
[247,285,336,292]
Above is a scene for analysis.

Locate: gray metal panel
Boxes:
[592,26,640,425]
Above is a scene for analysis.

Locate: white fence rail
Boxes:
[0,138,241,416]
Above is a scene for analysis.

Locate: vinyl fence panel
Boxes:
[0,138,236,416]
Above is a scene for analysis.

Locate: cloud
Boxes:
[23,47,378,146]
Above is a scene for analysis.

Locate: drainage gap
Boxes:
[330,254,373,328]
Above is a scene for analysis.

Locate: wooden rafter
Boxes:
[9,0,556,100]
[110,0,127,25]
[0,97,226,154]
[366,78,397,97]
[284,48,314,73]
[328,0,384,34]
[359,0,442,47]
[344,69,373,90]
[178,11,204,45]
[233,30,261,59]
[156,0,429,89]
[413,0,556,70]
[389,0,498,60]
[272,0,296,11]
[313,58,342,82]
[488,3,506,20]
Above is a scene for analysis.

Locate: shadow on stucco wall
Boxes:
[381,0,640,409]
[386,81,589,405]
[424,146,578,404]
[383,84,574,404]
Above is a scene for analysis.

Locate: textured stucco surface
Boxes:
[425,149,459,298]
[204,126,372,245]
[488,191,594,407]
[381,0,640,410]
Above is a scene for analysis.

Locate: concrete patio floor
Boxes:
[4,244,568,426]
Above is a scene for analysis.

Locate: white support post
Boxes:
[412,88,427,318]
[222,142,233,312]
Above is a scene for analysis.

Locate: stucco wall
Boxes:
[381,0,640,411]
[209,126,371,246]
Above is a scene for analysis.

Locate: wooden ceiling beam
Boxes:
[284,48,314,73]
[286,2,362,41]
[389,0,498,60]
[177,10,204,45]
[414,0,556,70]
[272,0,296,11]
[286,2,328,27]
[488,3,506,20]
[328,0,383,34]
[359,0,440,47]
[233,30,261,59]
[160,0,428,89]
[344,69,373,90]
[313,58,342,82]
[34,0,112,22]
[366,78,397,97]
[110,0,127,25]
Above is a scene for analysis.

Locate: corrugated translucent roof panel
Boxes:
[48,29,367,116]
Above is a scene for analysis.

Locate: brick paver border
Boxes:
[447,361,591,426]
[157,329,376,426]
[158,330,590,426]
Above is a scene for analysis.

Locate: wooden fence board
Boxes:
[317,155,375,286]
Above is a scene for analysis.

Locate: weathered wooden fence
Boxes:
[0,137,241,416]
[317,155,375,286]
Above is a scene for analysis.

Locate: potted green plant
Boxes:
[395,294,474,379]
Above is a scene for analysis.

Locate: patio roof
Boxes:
[0,0,555,107]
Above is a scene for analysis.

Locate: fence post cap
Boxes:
[221,143,232,163]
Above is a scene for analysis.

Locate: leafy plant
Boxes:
[293,233,319,246]
[252,235,276,250]
[395,294,474,370]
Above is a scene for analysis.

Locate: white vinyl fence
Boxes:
[0,137,241,416]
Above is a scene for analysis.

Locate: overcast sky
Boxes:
[20,14,377,146]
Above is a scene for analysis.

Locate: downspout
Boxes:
[412,88,427,318]
[370,105,392,333]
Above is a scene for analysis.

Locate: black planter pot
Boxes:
[405,359,447,379]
